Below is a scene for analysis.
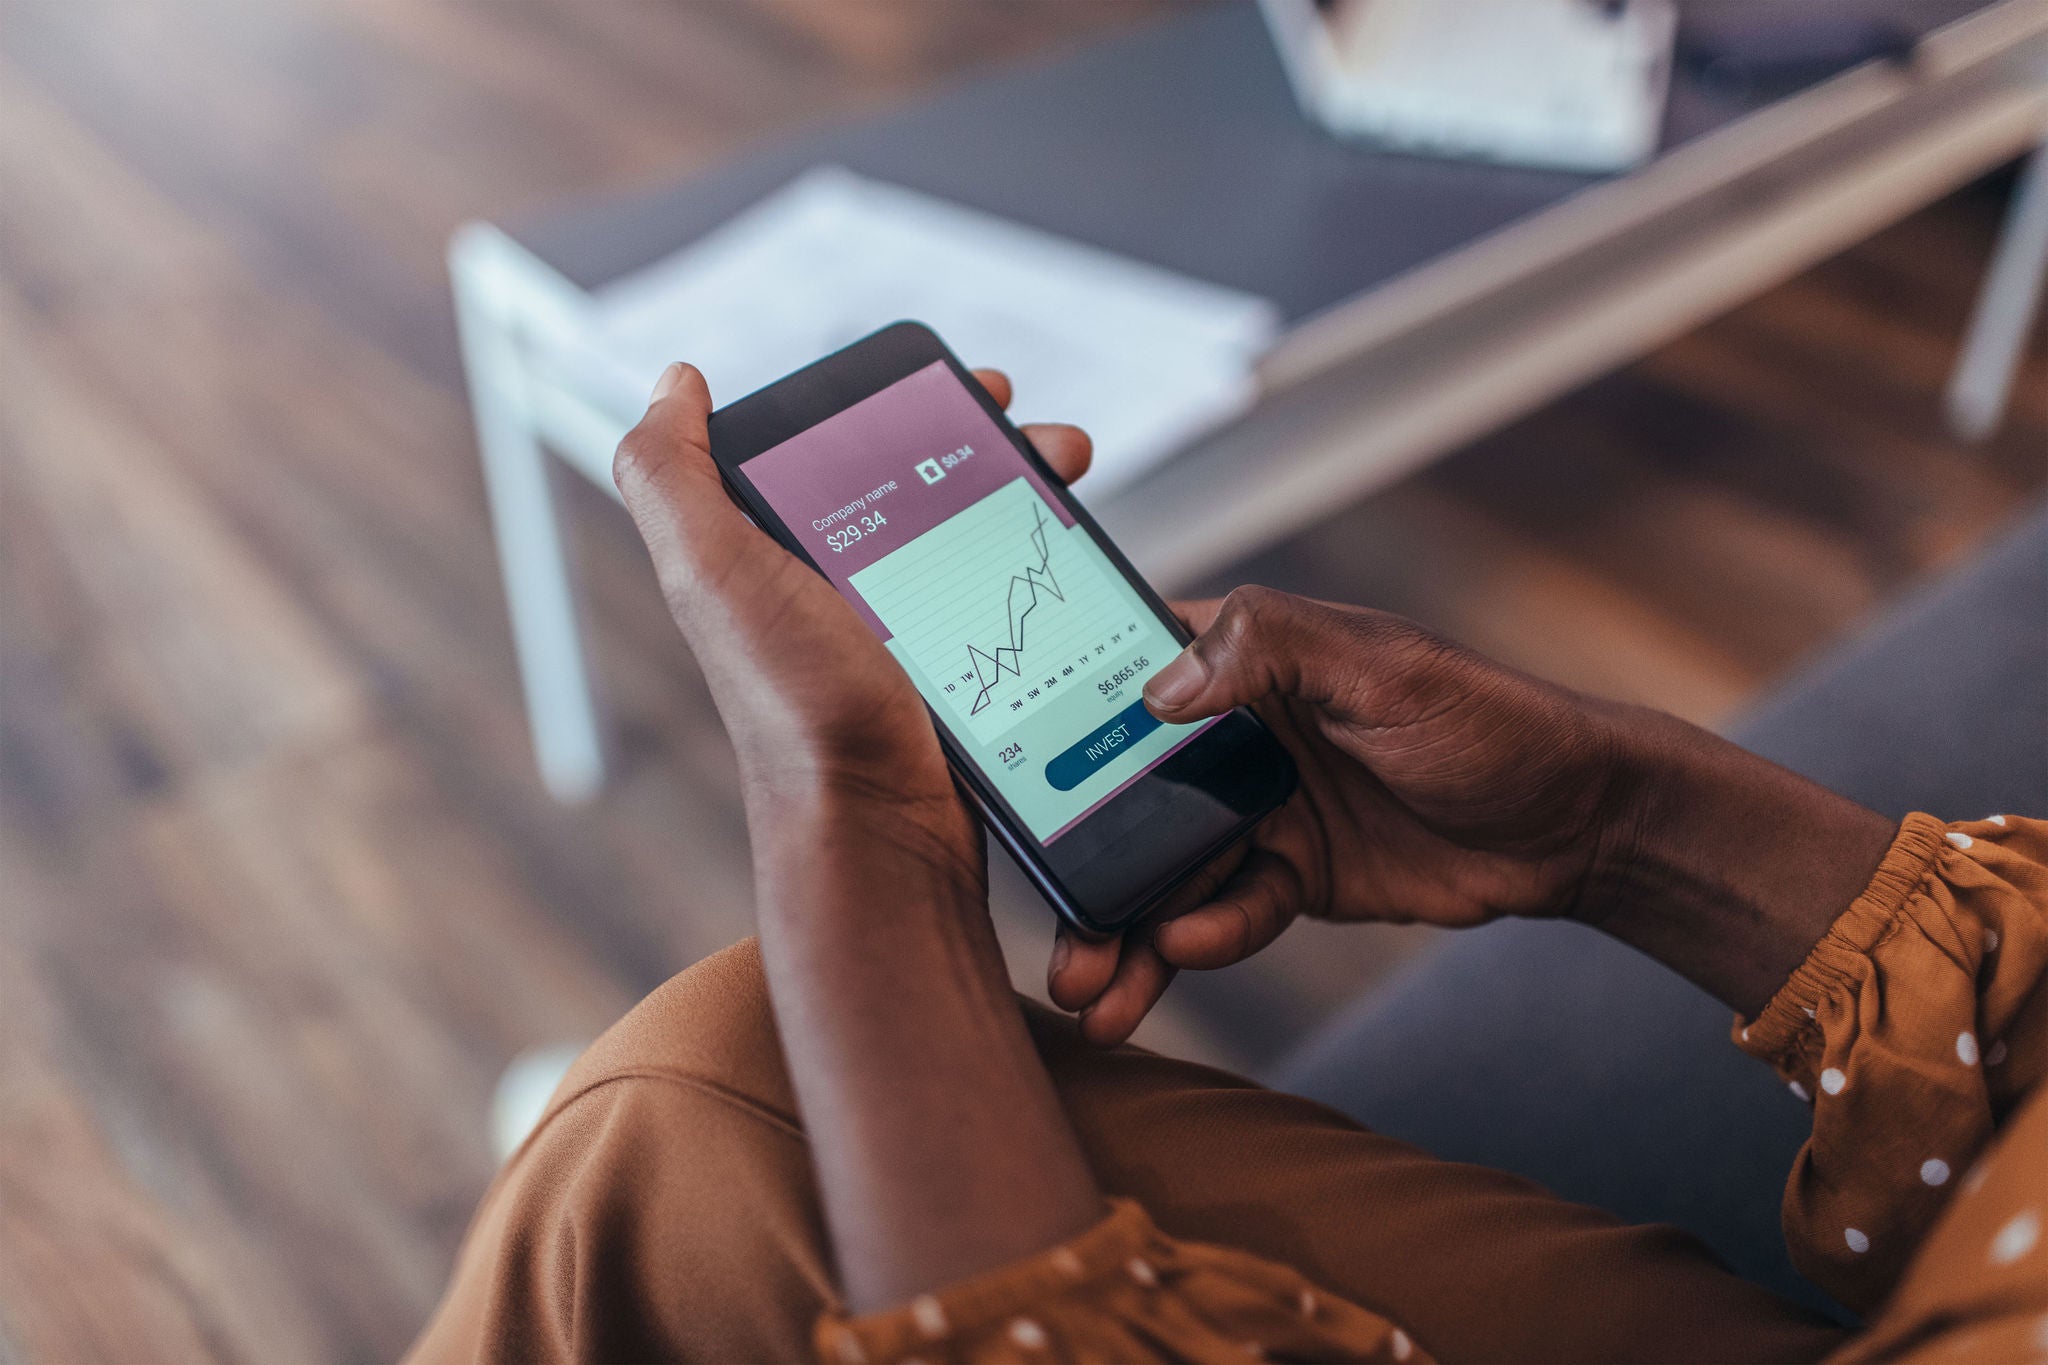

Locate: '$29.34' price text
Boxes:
[825,513,887,553]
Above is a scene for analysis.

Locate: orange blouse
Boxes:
[818,813,2047,1365]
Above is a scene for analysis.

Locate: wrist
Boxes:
[1575,709,1897,1016]
[1559,700,1670,929]
[740,764,986,926]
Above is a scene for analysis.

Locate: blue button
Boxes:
[1044,699,1163,791]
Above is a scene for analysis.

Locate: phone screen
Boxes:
[737,360,1220,843]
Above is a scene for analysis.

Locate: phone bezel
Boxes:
[702,322,1295,936]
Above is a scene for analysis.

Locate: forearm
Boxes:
[750,784,1102,1313]
[1583,707,1899,1018]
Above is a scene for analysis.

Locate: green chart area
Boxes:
[852,477,1197,840]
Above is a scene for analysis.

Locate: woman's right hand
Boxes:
[1049,588,1636,1040]
[1050,586,1895,1043]
[1153,588,1641,928]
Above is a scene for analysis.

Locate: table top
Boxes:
[508,0,1992,327]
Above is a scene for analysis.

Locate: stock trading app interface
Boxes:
[740,361,1216,842]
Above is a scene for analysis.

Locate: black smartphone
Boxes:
[706,322,1296,937]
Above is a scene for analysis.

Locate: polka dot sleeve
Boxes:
[1734,813,2046,1325]
[812,1199,1428,1365]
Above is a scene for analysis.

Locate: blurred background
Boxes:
[2,2,2043,1360]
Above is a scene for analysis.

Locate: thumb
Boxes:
[612,362,769,619]
[1141,586,1435,724]
[613,361,722,538]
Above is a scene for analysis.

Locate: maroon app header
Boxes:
[739,361,1076,633]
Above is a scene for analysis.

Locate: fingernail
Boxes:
[1143,648,1207,710]
[1049,933,1071,980]
[649,362,683,405]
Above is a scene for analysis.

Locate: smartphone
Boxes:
[706,323,1296,937]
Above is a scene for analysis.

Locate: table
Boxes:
[451,0,2048,800]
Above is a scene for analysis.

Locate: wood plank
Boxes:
[0,849,308,1365]
[0,279,631,1360]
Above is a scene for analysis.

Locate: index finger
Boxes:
[1152,848,1301,970]
[1173,598,1225,636]
[971,367,1013,410]
[1046,836,1245,1019]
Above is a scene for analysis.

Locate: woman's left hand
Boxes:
[615,362,1109,1311]
[612,361,1093,860]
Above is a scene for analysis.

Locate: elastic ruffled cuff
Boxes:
[814,1198,1422,1364]
[815,1201,1153,1363]
[1736,812,1950,1073]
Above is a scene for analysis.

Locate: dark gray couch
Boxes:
[1268,506,2047,1320]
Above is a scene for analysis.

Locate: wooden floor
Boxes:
[0,3,2041,1361]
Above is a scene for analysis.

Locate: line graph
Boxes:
[962,503,1061,715]
[850,478,1147,741]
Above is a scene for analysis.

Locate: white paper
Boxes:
[561,167,1280,495]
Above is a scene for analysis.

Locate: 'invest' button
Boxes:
[1044,699,1163,792]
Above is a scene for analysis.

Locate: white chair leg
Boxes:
[451,232,606,803]
[1947,139,2048,441]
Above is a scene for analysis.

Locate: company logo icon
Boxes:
[915,458,946,485]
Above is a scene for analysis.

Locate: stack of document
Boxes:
[562,167,1280,495]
